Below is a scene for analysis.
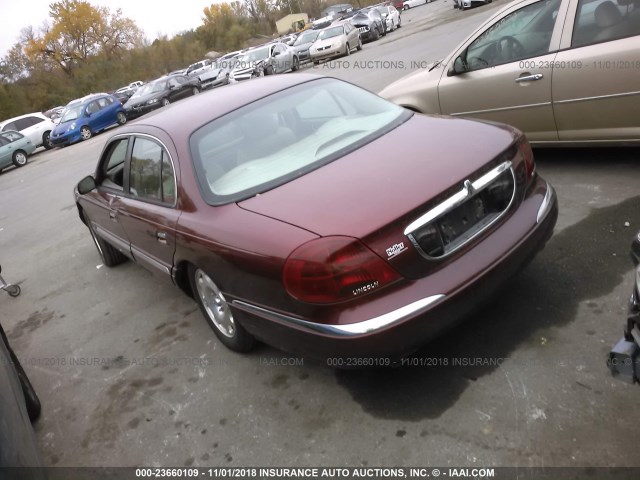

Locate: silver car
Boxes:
[310,22,362,64]
[0,131,36,172]
[380,0,640,146]
[231,44,300,82]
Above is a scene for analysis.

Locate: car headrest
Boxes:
[595,1,623,28]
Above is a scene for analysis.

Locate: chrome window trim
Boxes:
[232,295,445,337]
[405,161,516,260]
[106,132,178,209]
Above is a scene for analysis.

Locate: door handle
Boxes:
[156,231,168,244]
[515,73,544,83]
[109,211,117,221]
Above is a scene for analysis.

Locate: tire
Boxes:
[85,213,127,267]
[42,131,53,150]
[381,23,387,37]
[162,98,171,107]
[292,56,300,71]
[80,126,92,141]
[398,16,402,28]
[10,348,41,422]
[313,60,320,65]
[116,112,127,125]
[265,65,274,75]
[345,43,351,56]
[372,27,380,41]
[12,150,28,167]
[189,266,255,352]
[192,86,200,95]
[357,38,363,50]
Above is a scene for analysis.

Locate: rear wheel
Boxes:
[12,150,27,167]
[80,126,92,141]
[189,266,255,352]
[116,112,127,125]
[42,131,53,150]
[11,350,41,422]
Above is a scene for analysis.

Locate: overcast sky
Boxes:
[0,0,217,57]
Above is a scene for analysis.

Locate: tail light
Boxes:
[283,236,401,304]
[518,137,536,184]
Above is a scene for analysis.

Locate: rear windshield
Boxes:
[189,78,410,205]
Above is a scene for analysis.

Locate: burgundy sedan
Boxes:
[74,74,557,361]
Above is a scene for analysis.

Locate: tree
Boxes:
[25,0,142,76]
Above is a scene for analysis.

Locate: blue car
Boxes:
[50,93,127,147]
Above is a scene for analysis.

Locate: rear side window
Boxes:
[1,122,18,132]
[572,0,640,47]
[129,137,175,205]
[14,118,32,131]
[24,116,44,127]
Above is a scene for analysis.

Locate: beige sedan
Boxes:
[380,0,640,146]
[310,21,362,64]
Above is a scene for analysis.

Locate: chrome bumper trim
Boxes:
[536,184,555,224]
[232,294,445,337]
[404,161,512,235]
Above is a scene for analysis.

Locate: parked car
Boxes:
[608,232,640,384]
[403,0,429,9]
[0,263,43,468]
[376,5,402,30]
[454,0,492,9]
[230,44,299,82]
[186,59,213,77]
[0,131,36,172]
[321,3,354,18]
[348,7,387,42]
[43,106,64,123]
[310,22,362,64]
[0,112,54,150]
[381,0,640,146]
[74,74,557,361]
[292,29,321,64]
[199,55,240,90]
[123,74,201,119]
[278,33,299,46]
[50,94,127,147]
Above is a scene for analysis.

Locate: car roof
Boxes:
[125,74,325,134]
[0,112,48,126]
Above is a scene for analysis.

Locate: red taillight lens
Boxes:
[283,236,401,304]
[518,137,535,183]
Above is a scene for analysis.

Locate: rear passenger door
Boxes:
[552,0,640,140]
[117,136,180,281]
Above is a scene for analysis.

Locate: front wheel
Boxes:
[189,266,255,352]
[116,112,127,125]
[345,43,351,56]
[162,98,171,107]
[292,56,300,71]
[357,38,363,50]
[85,212,127,267]
[12,150,28,167]
[80,126,92,141]
[372,27,380,41]
[192,86,200,95]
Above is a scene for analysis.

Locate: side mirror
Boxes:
[77,175,97,195]
[448,55,467,76]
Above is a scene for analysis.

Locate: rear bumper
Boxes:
[232,177,558,361]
